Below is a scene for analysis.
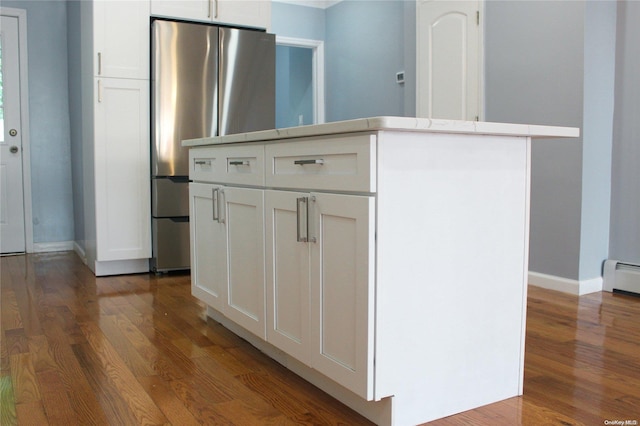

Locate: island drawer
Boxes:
[265,134,376,192]
[189,145,265,185]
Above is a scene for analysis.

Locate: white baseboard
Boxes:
[73,242,87,265]
[528,271,602,295]
[32,241,75,253]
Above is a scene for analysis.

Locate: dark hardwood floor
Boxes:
[1,251,639,425]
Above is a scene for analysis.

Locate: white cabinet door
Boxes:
[217,0,271,30]
[94,78,151,261]
[151,0,271,30]
[265,190,311,365]
[151,0,210,22]
[190,183,227,312]
[310,193,375,400]
[223,187,266,338]
[93,0,150,79]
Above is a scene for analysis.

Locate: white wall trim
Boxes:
[1,7,34,253]
[276,35,325,125]
[528,271,603,295]
[33,241,74,253]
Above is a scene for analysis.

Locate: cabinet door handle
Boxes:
[308,196,316,243]
[98,52,102,75]
[195,159,211,166]
[214,0,219,18]
[229,160,249,166]
[208,0,212,18]
[218,189,226,224]
[296,197,308,242]
[294,159,324,166]
[212,188,219,222]
[97,80,102,103]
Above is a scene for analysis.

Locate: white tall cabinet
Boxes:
[185,117,579,425]
[78,0,151,276]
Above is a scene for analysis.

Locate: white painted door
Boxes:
[189,182,227,312]
[310,192,375,401]
[265,190,311,365]
[0,15,26,254]
[417,0,481,120]
[223,187,266,339]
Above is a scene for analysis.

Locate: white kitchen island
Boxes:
[183,117,579,425]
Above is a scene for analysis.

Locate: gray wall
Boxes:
[2,0,74,245]
[485,0,585,280]
[610,1,640,265]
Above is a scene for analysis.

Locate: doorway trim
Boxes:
[1,7,33,253]
[275,36,325,124]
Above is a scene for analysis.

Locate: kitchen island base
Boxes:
[185,117,579,425]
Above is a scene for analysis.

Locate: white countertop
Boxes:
[182,116,580,147]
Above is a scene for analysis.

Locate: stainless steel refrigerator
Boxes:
[151,19,275,272]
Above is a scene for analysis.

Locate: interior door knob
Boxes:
[9,129,17,137]
[10,146,19,154]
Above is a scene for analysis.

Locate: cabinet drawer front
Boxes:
[189,145,265,185]
[266,135,376,192]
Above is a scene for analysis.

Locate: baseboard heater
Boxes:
[603,260,640,296]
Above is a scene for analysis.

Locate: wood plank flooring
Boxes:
[1,251,639,425]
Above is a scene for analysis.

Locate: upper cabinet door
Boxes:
[151,0,211,22]
[151,0,271,30]
[217,0,271,30]
[93,0,150,80]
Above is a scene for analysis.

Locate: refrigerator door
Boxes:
[219,27,275,136]
[152,20,219,177]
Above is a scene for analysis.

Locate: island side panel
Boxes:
[374,131,530,424]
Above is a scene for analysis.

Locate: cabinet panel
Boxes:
[217,0,271,30]
[189,145,265,186]
[94,78,151,261]
[189,183,227,311]
[151,0,271,30]
[265,190,311,365]
[94,1,149,79]
[265,135,376,192]
[151,0,210,22]
[224,187,266,338]
[310,193,375,400]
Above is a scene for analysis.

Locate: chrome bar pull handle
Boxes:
[97,80,102,103]
[208,0,212,18]
[214,0,219,18]
[218,189,226,224]
[98,52,102,75]
[294,159,324,166]
[195,159,211,166]
[296,197,308,242]
[229,160,249,166]
[308,196,317,243]
[212,188,219,222]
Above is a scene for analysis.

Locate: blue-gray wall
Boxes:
[3,0,74,245]
[272,0,415,123]
[485,1,585,280]
[610,1,640,265]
